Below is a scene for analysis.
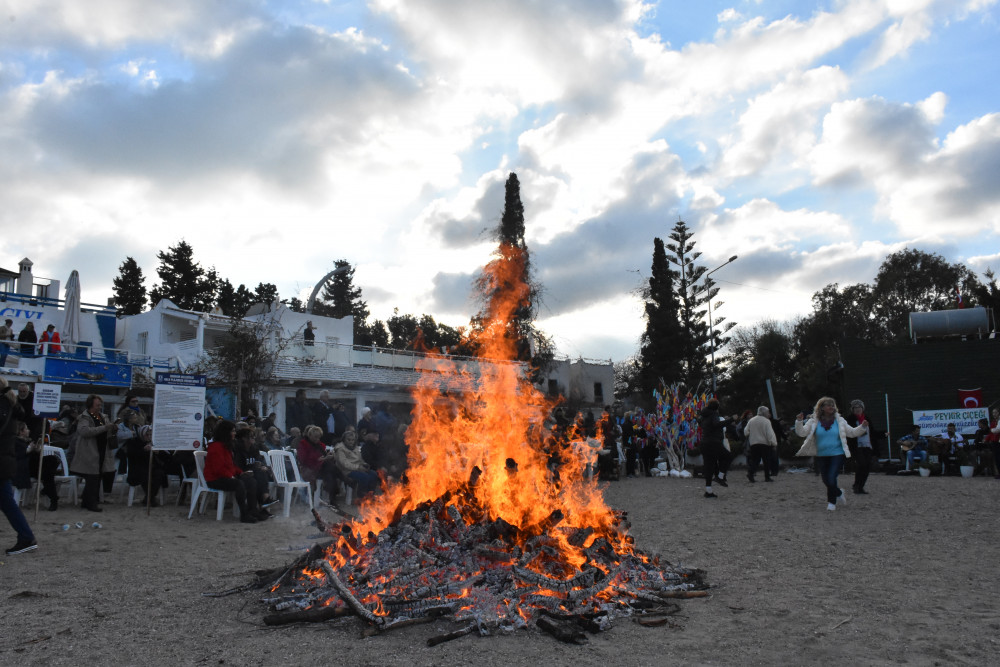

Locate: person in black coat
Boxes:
[0,378,37,554]
[698,399,733,498]
[125,425,169,506]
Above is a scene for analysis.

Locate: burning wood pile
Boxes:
[259,483,707,644]
[249,243,710,644]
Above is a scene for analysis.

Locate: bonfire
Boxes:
[250,245,709,644]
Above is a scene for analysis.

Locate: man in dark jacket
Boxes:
[286,389,311,434]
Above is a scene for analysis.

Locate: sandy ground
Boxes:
[2,468,999,666]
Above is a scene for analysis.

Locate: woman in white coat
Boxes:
[795,396,868,511]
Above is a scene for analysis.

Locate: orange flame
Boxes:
[344,244,628,573]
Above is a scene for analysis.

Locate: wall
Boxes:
[841,336,1000,444]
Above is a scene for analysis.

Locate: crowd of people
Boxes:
[5,379,1000,553]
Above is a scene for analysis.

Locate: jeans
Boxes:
[206,474,259,515]
[816,454,846,504]
[1,478,35,542]
[906,450,928,469]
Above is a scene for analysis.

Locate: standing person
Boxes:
[17,322,37,356]
[1,378,37,554]
[124,425,169,506]
[203,420,266,523]
[312,390,337,443]
[303,321,315,346]
[38,324,61,355]
[845,400,875,494]
[71,395,119,512]
[0,318,14,366]
[698,398,732,498]
[795,397,868,511]
[17,383,42,440]
[286,389,310,434]
[621,411,637,478]
[116,394,148,427]
[744,406,778,483]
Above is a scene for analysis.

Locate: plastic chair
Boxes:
[187,450,238,520]
[268,450,313,517]
[44,445,79,506]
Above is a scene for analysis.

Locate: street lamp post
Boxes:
[704,255,738,394]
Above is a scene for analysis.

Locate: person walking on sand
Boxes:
[699,398,732,498]
[795,397,868,511]
[0,378,37,554]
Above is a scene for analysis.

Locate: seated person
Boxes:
[296,425,339,503]
[233,428,275,510]
[124,425,169,506]
[333,429,380,500]
[930,422,965,472]
[263,426,284,451]
[203,420,266,523]
[23,421,61,511]
[897,425,928,470]
[973,418,997,476]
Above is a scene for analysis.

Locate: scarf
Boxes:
[818,413,836,430]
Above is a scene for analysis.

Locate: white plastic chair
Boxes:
[187,450,238,520]
[268,450,313,517]
[44,445,79,506]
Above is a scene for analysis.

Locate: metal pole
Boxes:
[708,297,716,393]
[884,393,892,462]
[766,379,777,418]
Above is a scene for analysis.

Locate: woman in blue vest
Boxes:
[794,397,868,511]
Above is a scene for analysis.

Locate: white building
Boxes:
[3,258,615,430]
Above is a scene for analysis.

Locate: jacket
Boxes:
[70,411,118,475]
[0,393,25,480]
[794,415,866,458]
[39,329,61,354]
[203,440,242,482]
[744,415,777,447]
[333,442,368,473]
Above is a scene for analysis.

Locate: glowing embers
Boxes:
[264,488,707,642]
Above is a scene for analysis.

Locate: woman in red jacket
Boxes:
[203,420,266,523]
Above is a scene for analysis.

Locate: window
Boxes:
[594,382,603,403]
[547,379,559,396]
[137,331,148,355]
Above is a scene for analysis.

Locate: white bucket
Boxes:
[657,462,667,471]
[960,466,975,478]
[918,467,931,477]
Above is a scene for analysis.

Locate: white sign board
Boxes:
[152,373,207,450]
[32,383,62,417]
[910,407,988,435]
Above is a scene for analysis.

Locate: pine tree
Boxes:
[472,172,554,374]
[149,240,216,311]
[637,237,684,395]
[664,220,712,389]
[253,282,279,307]
[112,256,148,315]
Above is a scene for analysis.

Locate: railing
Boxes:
[0,290,116,313]
[21,340,174,369]
[285,339,523,373]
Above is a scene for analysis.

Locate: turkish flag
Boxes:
[958,388,983,408]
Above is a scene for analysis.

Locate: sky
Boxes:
[1,0,998,363]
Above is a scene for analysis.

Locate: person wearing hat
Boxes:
[38,324,61,355]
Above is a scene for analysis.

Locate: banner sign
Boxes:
[152,373,207,450]
[32,383,62,417]
[911,407,987,435]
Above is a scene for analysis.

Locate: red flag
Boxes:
[958,388,982,408]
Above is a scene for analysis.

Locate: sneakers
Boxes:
[704,492,718,498]
[6,538,38,555]
[715,476,728,487]
[836,489,846,506]
[826,503,836,511]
